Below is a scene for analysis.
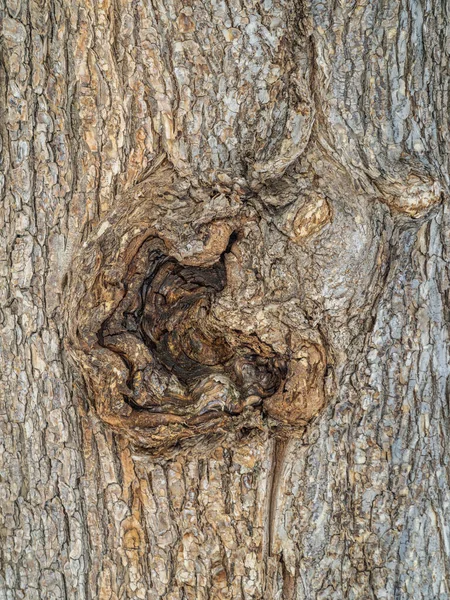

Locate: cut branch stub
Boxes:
[65,165,328,449]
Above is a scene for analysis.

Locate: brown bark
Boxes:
[1,0,449,599]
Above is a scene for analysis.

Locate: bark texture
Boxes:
[1,0,450,599]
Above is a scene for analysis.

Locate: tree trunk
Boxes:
[1,1,449,599]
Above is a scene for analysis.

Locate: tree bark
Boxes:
[1,1,449,599]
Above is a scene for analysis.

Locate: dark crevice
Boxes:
[98,232,287,422]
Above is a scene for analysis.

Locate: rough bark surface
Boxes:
[1,1,449,599]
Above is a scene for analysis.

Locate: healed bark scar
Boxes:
[65,165,329,449]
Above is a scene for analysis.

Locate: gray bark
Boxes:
[1,0,449,599]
